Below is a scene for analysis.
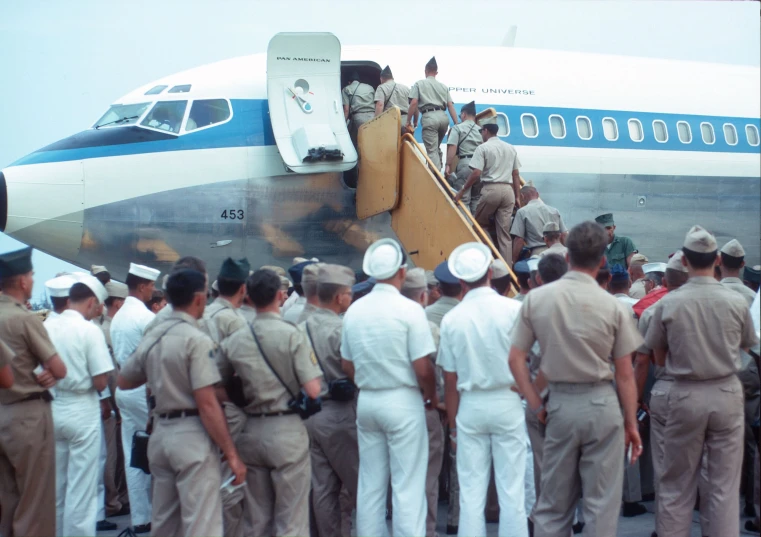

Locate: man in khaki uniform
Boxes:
[118,269,246,537]
[538,222,569,260]
[628,254,649,299]
[297,262,324,324]
[510,185,567,261]
[408,56,459,170]
[645,226,759,537]
[445,101,483,214]
[374,65,411,128]
[455,123,522,266]
[0,247,68,537]
[508,222,644,537]
[343,71,376,150]
[220,269,324,537]
[300,264,359,537]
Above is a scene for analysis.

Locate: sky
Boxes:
[0,0,759,299]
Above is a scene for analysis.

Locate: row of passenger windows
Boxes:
[493,113,760,147]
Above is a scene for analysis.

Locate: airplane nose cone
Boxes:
[0,171,6,232]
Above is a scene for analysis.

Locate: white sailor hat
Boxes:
[448,242,492,283]
[45,275,77,298]
[666,252,688,273]
[363,239,405,280]
[643,262,667,274]
[129,263,160,281]
[77,274,108,304]
[527,258,540,272]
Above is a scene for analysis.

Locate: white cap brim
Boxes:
[129,263,160,281]
[78,275,108,304]
[363,239,405,280]
[45,275,77,298]
[643,262,667,274]
[448,243,492,283]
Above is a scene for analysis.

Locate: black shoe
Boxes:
[745,519,760,533]
[446,524,458,535]
[572,521,585,534]
[96,520,118,531]
[622,501,648,517]
[650,532,658,537]
[527,518,534,537]
[746,504,758,518]
[133,523,151,534]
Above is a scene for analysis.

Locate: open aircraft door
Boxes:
[267,33,357,174]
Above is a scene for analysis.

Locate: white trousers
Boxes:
[116,386,153,527]
[97,416,109,521]
[457,389,528,537]
[53,394,102,537]
[523,401,536,517]
[356,387,428,537]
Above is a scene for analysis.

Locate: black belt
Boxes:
[6,392,52,405]
[158,409,199,419]
[421,107,444,113]
[246,410,297,418]
[458,154,473,159]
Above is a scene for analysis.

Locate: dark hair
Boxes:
[609,279,630,294]
[665,268,689,289]
[720,252,744,270]
[538,254,567,284]
[516,272,531,291]
[292,283,304,296]
[69,282,96,303]
[483,123,499,135]
[51,296,69,312]
[439,281,461,298]
[172,256,207,274]
[465,271,490,290]
[104,296,123,308]
[94,272,111,285]
[682,247,718,269]
[147,289,165,309]
[247,269,281,308]
[166,270,206,308]
[491,275,511,295]
[567,222,608,270]
[317,282,346,303]
[596,268,611,288]
[126,273,153,291]
[217,276,245,297]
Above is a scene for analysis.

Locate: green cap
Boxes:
[426,56,437,71]
[0,247,33,278]
[218,257,251,282]
[595,213,614,227]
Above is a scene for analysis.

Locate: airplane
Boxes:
[1,32,759,281]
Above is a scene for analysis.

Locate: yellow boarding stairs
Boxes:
[355,107,520,297]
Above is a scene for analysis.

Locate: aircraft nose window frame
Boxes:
[183,99,233,133]
[93,102,152,129]
[140,100,188,134]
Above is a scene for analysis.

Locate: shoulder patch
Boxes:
[310,350,318,366]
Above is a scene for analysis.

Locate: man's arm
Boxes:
[633,352,650,402]
[511,170,521,207]
[412,356,437,409]
[512,237,526,265]
[0,365,13,389]
[407,98,419,127]
[508,347,544,412]
[454,168,481,203]
[194,385,247,485]
[92,372,110,393]
[341,359,355,382]
[653,347,667,367]
[445,144,457,177]
[117,374,146,391]
[613,354,643,464]
[302,377,322,400]
[447,101,458,125]
[374,100,384,117]
[343,104,350,121]
[444,371,459,451]
[36,354,67,388]
[560,231,569,245]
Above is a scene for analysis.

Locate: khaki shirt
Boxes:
[120,311,220,414]
[538,242,568,259]
[636,301,673,381]
[342,81,375,115]
[469,137,521,184]
[200,297,246,346]
[447,119,481,157]
[301,308,345,384]
[239,305,257,323]
[0,295,58,404]
[428,320,444,400]
[0,338,15,368]
[629,279,647,300]
[721,277,756,307]
[296,303,319,325]
[409,76,451,109]
[374,81,410,116]
[219,312,322,414]
[645,276,758,380]
[510,199,567,248]
[511,271,643,383]
[425,296,460,327]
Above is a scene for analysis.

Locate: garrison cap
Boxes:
[45,275,77,298]
[643,262,667,274]
[744,265,760,284]
[425,270,438,287]
[293,257,308,265]
[260,265,287,278]
[491,259,510,280]
[380,65,393,78]
[425,56,437,71]
[683,225,717,253]
[352,277,376,295]
[630,253,649,264]
[433,260,459,285]
[542,221,560,234]
[279,275,291,291]
[105,281,129,299]
[218,257,251,282]
[128,263,160,281]
[461,101,476,116]
[448,243,492,283]
[363,238,405,280]
[513,260,531,275]
[403,268,427,291]
[0,247,33,278]
[77,275,108,304]
[666,251,688,273]
[610,264,629,282]
[91,265,108,275]
[720,239,745,258]
[317,264,355,287]
[301,263,324,285]
[595,213,615,227]
[211,280,219,292]
[288,261,316,284]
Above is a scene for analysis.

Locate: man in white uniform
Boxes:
[45,275,78,320]
[45,275,114,537]
[341,238,437,537]
[438,243,528,537]
[283,260,315,324]
[110,262,160,534]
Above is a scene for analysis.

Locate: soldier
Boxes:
[297,262,324,323]
[595,213,638,269]
[426,261,463,327]
[118,269,246,537]
[628,254,649,299]
[407,56,459,170]
[45,275,113,537]
[91,265,112,286]
[111,262,161,534]
[147,289,166,314]
[509,221,644,537]
[341,239,437,537]
[220,269,323,536]
[426,270,441,305]
[490,259,513,297]
[0,246,68,537]
[719,239,757,305]
[343,71,375,150]
[283,260,315,324]
[510,186,568,261]
[743,264,760,292]
[609,264,638,309]
[301,264,359,537]
[145,256,208,332]
[45,274,78,319]
[374,65,411,128]
[512,260,532,302]
[445,101,483,214]
[455,123,522,265]
[537,222,568,260]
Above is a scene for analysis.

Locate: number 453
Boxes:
[221,209,245,220]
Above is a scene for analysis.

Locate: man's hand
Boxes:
[624,421,643,465]
[100,399,112,421]
[449,429,457,453]
[537,408,547,425]
[454,190,463,204]
[36,370,57,389]
[227,454,247,486]
[445,165,452,177]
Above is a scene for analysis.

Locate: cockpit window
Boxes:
[168,84,192,94]
[145,85,168,95]
[140,101,187,134]
[93,102,151,129]
[185,99,231,132]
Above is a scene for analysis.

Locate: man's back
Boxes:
[721,277,756,307]
[448,120,481,156]
[411,77,450,108]
[302,308,344,383]
[425,296,459,327]
[375,81,410,114]
[201,297,245,343]
[342,81,375,114]
[111,297,155,366]
[511,200,566,248]
[470,137,520,183]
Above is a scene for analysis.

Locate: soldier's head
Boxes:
[91,265,111,285]
[681,225,719,275]
[594,213,616,244]
[664,252,689,291]
[608,264,631,295]
[425,56,437,76]
[104,281,128,317]
[566,221,609,275]
[69,276,107,321]
[316,264,355,314]
[166,269,208,320]
[433,261,463,300]
[0,247,34,301]
[362,239,407,289]
[147,289,166,314]
[247,269,284,312]
[519,185,539,207]
[490,260,512,296]
[216,257,251,307]
[628,254,647,281]
[459,101,476,122]
[448,243,493,294]
[401,268,429,307]
[542,221,562,247]
[481,122,499,142]
[126,263,160,304]
[380,65,393,83]
[301,263,325,303]
[743,265,760,293]
[537,253,568,285]
[719,239,745,278]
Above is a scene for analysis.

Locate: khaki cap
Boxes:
[491,259,510,279]
[630,253,649,264]
[301,263,324,285]
[683,225,717,253]
[720,239,745,258]
[105,281,129,298]
[279,275,291,291]
[317,264,356,287]
[425,270,438,287]
[403,268,427,291]
[260,265,288,278]
[666,251,688,273]
[542,221,560,233]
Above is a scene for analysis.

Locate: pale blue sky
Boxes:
[1,0,758,299]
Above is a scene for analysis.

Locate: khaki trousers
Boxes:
[452,157,481,214]
[425,408,445,537]
[350,112,375,152]
[221,403,250,537]
[533,382,624,537]
[656,376,744,537]
[0,399,56,537]
[421,110,449,170]
[238,413,311,537]
[474,183,516,266]
[304,400,359,537]
[447,433,460,528]
[525,404,546,510]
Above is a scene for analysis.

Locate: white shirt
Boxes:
[281,291,300,314]
[341,283,436,390]
[44,310,113,395]
[283,295,306,324]
[111,296,155,367]
[614,294,637,321]
[437,287,522,391]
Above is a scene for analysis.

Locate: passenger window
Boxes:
[549,115,566,138]
[652,120,668,142]
[185,99,231,132]
[141,101,187,134]
[602,118,618,141]
[521,114,538,138]
[628,119,643,142]
[495,113,510,136]
[723,123,738,145]
[677,121,692,143]
[746,125,760,146]
[145,85,168,96]
[700,123,715,144]
[168,84,192,94]
[576,116,592,140]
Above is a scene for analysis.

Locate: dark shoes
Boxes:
[572,521,585,534]
[622,501,648,517]
[133,523,151,534]
[746,519,760,533]
[745,504,758,518]
[96,520,117,531]
[446,524,458,535]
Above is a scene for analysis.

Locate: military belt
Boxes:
[246,409,297,418]
[458,154,473,159]
[4,391,52,405]
[421,106,444,113]
[158,408,199,419]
